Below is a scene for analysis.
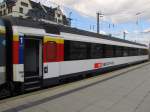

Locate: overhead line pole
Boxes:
[97,11,104,34]
[97,12,100,34]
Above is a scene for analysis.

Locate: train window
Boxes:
[0,34,5,66]
[128,48,132,56]
[138,49,142,55]
[145,49,148,55]
[129,48,134,56]
[64,40,88,60]
[86,43,91,59]
[70,41,87,60]
[123,47,129,56]
[135,48,139,56]
[105,45,114,58]
[142,49,148,55]
[115,46,123,57]
[64,40,70,60]
[91,43,103,59]
[139,49,142,55]
[130,48,138,56]
[126,48,139,56]
[133,48,136,56]
[46,41,57,61]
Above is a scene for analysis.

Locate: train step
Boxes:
[24,76,40,80]
[24,76,41,83]
[24,86,41,92]
[24,81,40,86]
[24,75,42,92]
[24,81,41,91]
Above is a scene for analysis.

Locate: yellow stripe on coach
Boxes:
[0,28,6,34]
[13,34,19,41]
[44,36,64,44]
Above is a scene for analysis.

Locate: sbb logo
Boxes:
[94,63,103,69]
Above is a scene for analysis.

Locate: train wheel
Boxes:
[0,83,11,99]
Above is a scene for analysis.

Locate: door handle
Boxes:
[44,66,48,73]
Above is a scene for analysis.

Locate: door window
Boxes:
[46,41,57,61]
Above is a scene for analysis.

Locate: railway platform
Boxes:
[0,61,150,112]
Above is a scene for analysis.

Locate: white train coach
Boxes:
[0,17,149,98]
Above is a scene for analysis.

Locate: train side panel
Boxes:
[59,55,148,76]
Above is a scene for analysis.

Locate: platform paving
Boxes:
[0,62,150,112]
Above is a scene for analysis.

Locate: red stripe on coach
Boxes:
[43,43,64,63]
[13,41,19,64]
[57,44,64,62]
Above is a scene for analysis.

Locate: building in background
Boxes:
[0,0,71,26]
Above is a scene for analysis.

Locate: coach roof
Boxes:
[4,17,147,47]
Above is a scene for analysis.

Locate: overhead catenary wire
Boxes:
[31,0,149,44]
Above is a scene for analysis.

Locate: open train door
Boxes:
[24,37,43,92]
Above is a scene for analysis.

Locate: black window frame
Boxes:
[19,7,23,13]
[64,40,88,61]
[115,46,123,57]
[0,11,2,16]
[3,9,6,15]
[123,47,129,57]
[91,43,103,59]
[8,7,12,13]
[21,2,29,7]
[64,40,147,61]
[104,45,114,58]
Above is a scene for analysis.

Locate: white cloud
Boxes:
[45,0,150,23]
[124,30,129,34]
[100,30,106,35]
[143,28,150,33]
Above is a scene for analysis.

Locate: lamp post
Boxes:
[135,12,144,42]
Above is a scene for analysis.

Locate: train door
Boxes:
[43,36,64,87]
[24,37,43,91]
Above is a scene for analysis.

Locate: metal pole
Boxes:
[97,12,100,34]
[149,42,150,60]
[69,12,72,26]
[123,32,126,40]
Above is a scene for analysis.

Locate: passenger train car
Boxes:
[0,17,149,98]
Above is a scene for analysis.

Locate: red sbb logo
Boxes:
[94,63,103,69]
[94,61,114,69]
